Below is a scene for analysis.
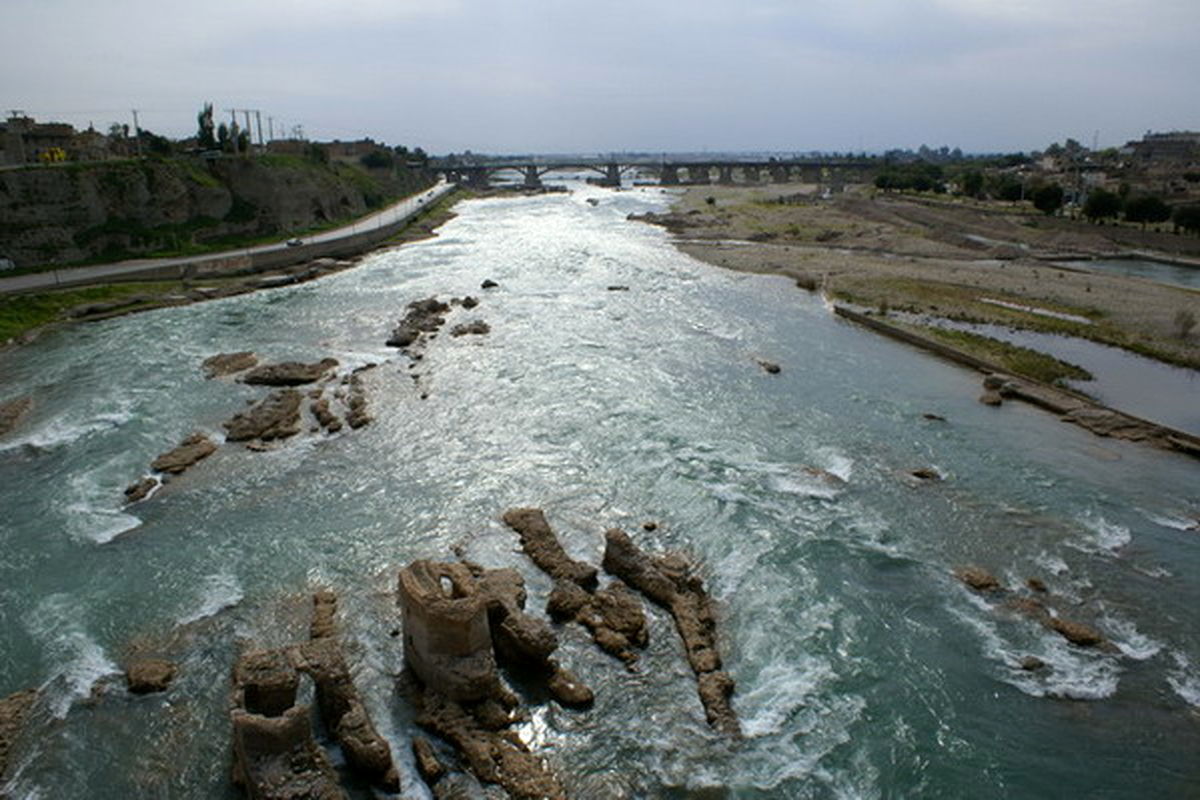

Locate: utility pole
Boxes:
[255,110,263,147]
[268,116,274,143]
[131,109,142,157]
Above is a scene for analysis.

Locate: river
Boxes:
[1,182,1198,798]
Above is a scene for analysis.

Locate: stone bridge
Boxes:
[432,159,876,190]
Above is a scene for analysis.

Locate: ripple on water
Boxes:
[26,594,119,718]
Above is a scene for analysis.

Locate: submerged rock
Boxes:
[0,395,32,437]
[224,390,303,441]
[387,297,451,349]
[150,433,217,474]
[450,320,490,337]
[909,467,942,481]
[480,279,499,289]
[979,390,1004,406]
[125,659,177,694]
[202,352,258,378]
[241,358,339,386]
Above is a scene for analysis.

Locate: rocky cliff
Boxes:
[0,156,433,267]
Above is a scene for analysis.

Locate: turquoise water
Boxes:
[1,184,1199,798]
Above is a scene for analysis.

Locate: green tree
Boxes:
[1123,195,1171,228]
[1082,188,1121,222]
[217,122,230,152]
[1172,204,1200,235]
[1032,184,1064,215]
[959,171,984,198]
[197,103,216,149]
[360,149,394,169]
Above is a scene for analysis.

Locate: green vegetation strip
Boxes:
[0,282,179,342]
[894,321,1093,385]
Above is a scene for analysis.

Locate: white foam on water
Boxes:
[951,601,1120,701]
[0,408,132,454]
[25,594,119,718]
[814,446,855,482]
[63,468,141,544]
[178,570,244,625]
[1099,614,1163,661]
[1072,513,1131,554]
[1167,652,1200,707]
[1144,510,1199,532]
[738,655,834,738]
[1034,551,1070,576]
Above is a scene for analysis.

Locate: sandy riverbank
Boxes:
[646,183,1200,371]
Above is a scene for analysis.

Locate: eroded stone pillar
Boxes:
[398,560,498,701]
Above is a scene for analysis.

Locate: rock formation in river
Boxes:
[241,358,339,387]
[224,389,303,442]
[229,590,401,798]
[125,659,177,694]
[150,433,217,474]
[0,395,32,438]
[603,528,741,737]
[387,297,451,349]
[502,508,598,590]
[202,352,259,379]
[0,688,37,782]
[397,559,570,798]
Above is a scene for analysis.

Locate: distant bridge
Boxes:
[431,159,877,190]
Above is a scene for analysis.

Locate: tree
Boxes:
[197,103,216,149]
[1123,195,1171,228]
[1172,204,1200,235]
[217,122,230,152]
[959,170,984,198]
[360,149,394,169]
[1083,188,1121,222]
[1032,184,1064,215]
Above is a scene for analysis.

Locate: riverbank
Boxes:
[647,184,1200,372]
[0,189,466,348]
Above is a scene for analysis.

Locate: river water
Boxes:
[1,183,1199,798]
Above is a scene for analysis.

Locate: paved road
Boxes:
[0,181,455,294]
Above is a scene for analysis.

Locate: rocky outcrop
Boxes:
[547,579,648,668]
[125,659,177,694]
[0,395,32,438]
[954,565,1001,593]
[398,561,500,703]
[294,591,400,792]
[224,390,303,442]
[755,359,781,374]
[230,705,345,800]
[0,688,37,781]
[124,476,159,504]
[387,297,450,349]
[450,320,490,337]
[241,359,338,387]
[203,352,258,378]
[342,373,371,430]
[957,568,1116,652]
[909,467,942,482]
[502,508,599,590]
[0,157,433,268]
[399,559,573,797]
[230,590,401,798]
[150,433,217,474]
[602,528,740,737]
[468,564,594,709]
[412,690,566,800]
[310,395,342,433]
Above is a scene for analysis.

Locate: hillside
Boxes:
[0,155,433,269]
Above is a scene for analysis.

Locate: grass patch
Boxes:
[0,282,178,342]
[906,323,1093,384]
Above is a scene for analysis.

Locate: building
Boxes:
[1,114,76,164]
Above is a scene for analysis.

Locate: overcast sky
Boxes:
[2,0,1197,155]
